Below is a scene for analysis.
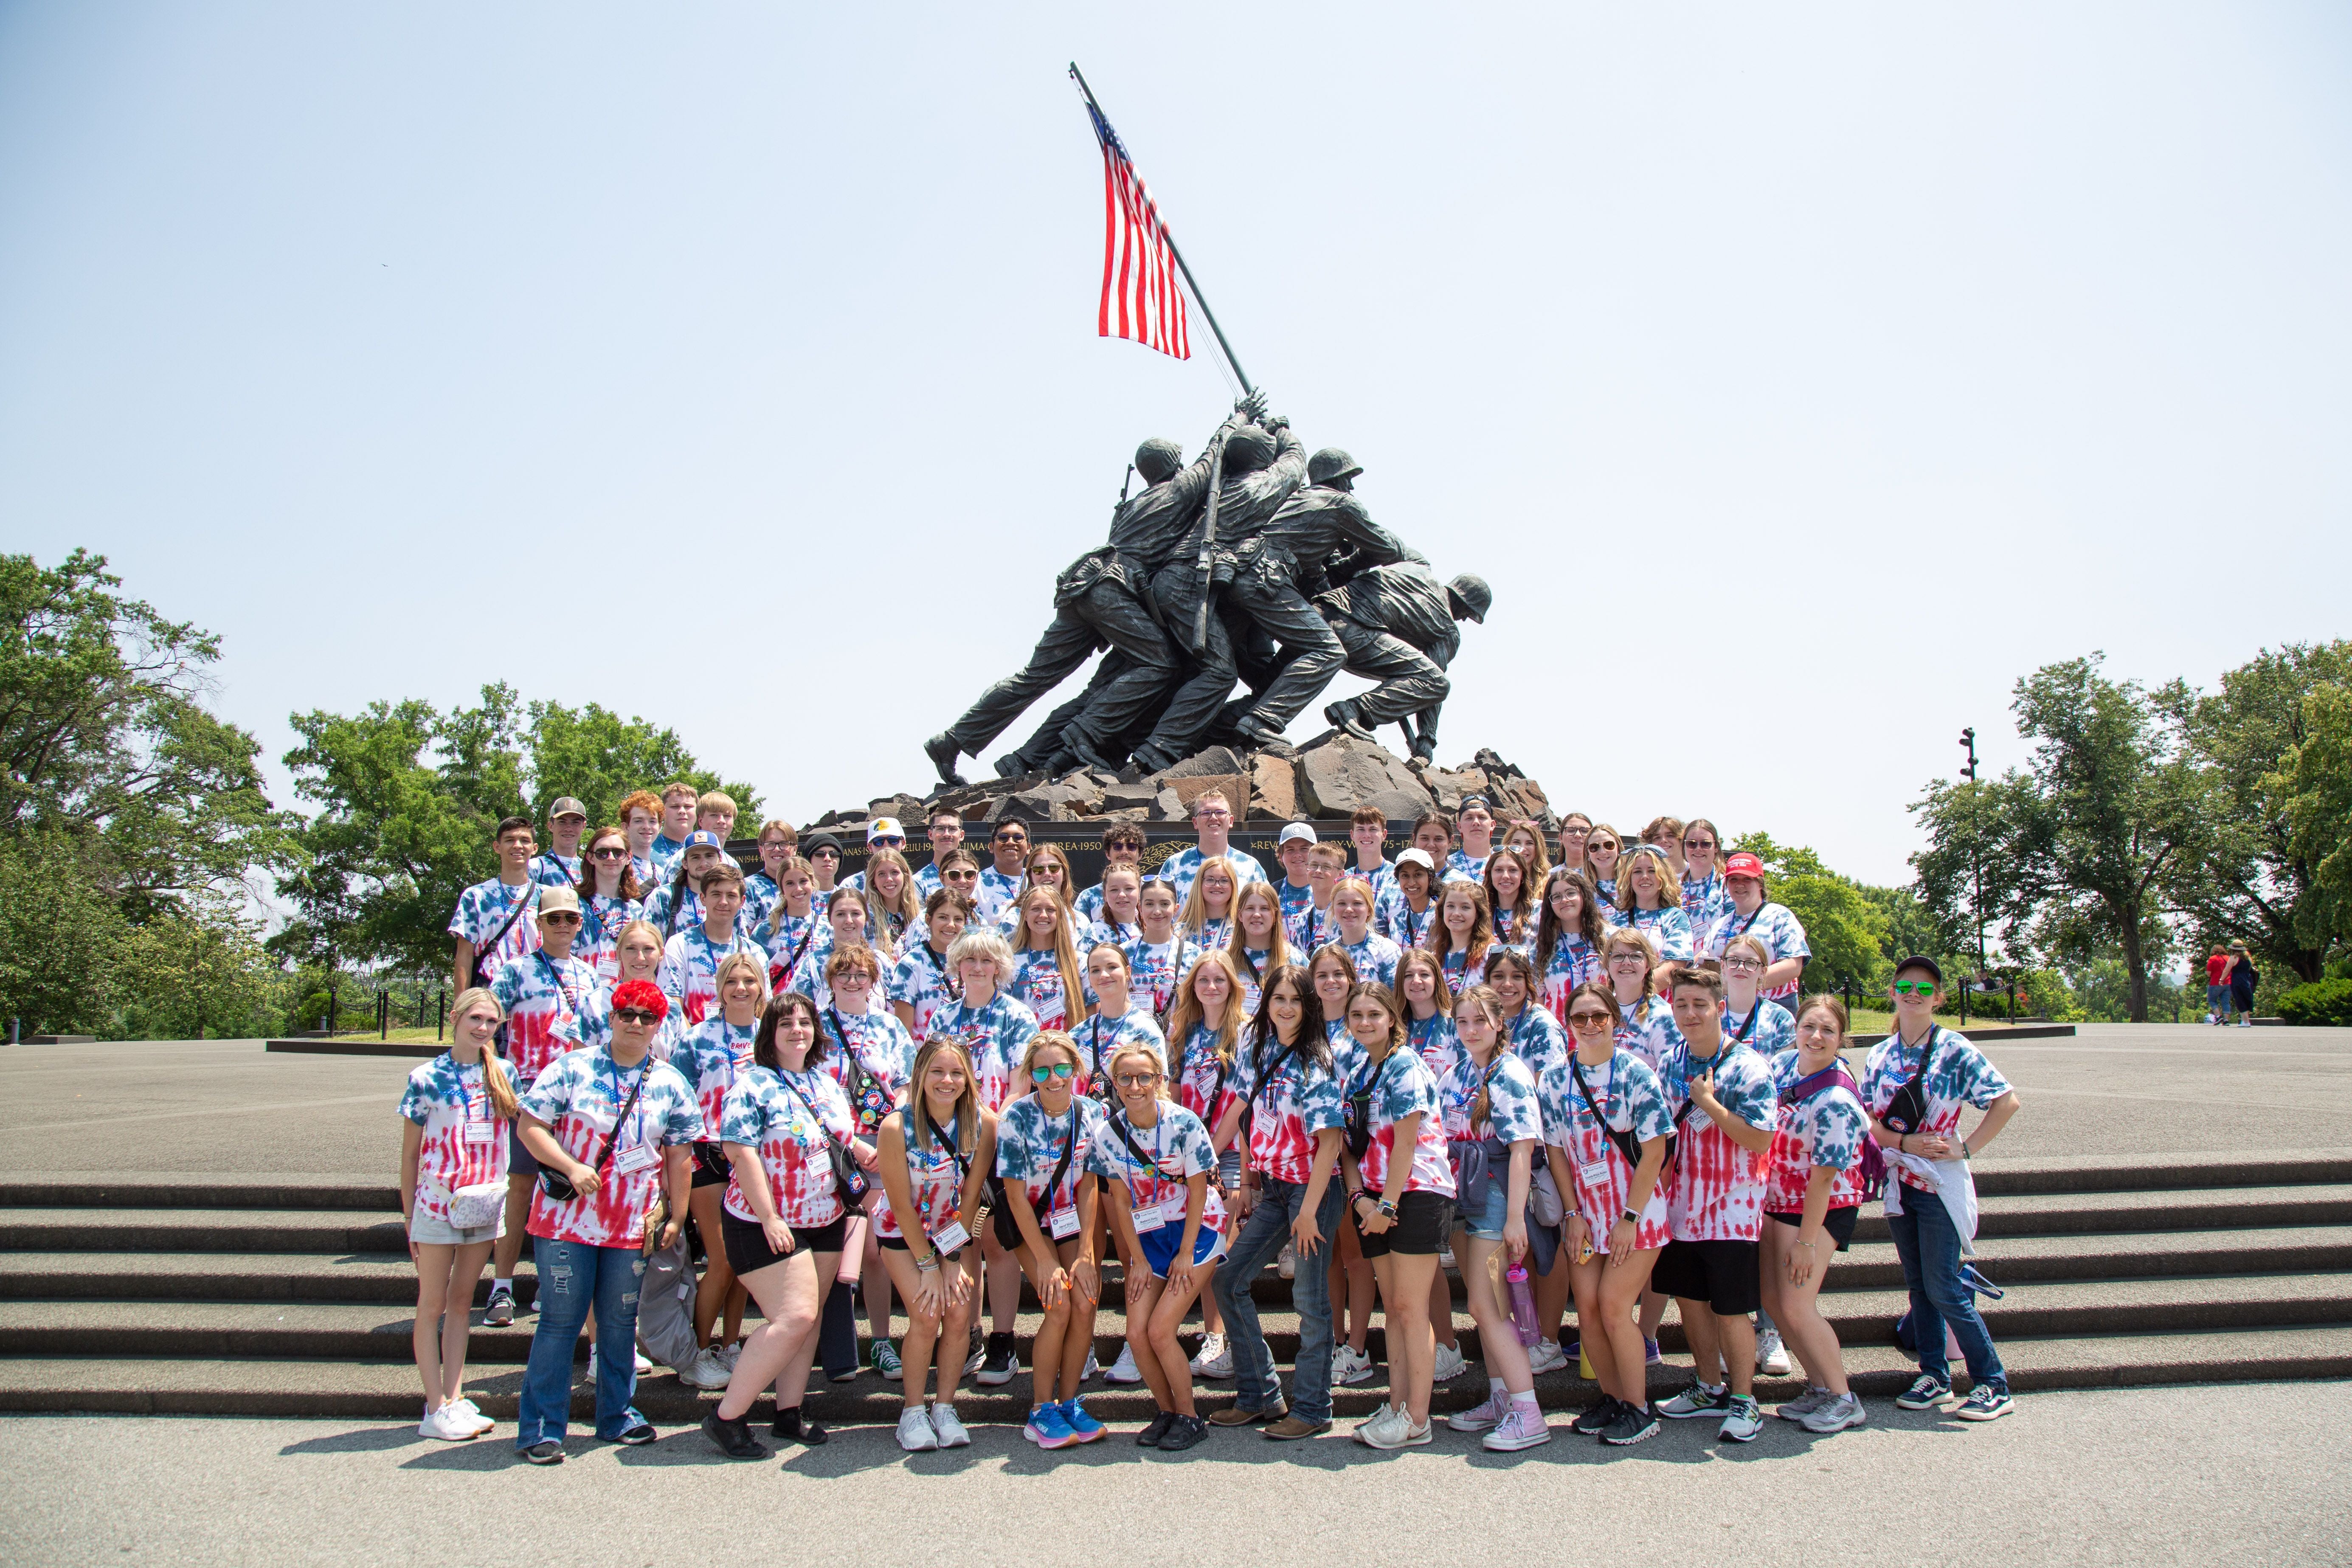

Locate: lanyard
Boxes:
[603,1054,649,1150]
[535,952,579,1014]
[1401,903,1426,948]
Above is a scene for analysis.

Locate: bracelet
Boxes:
[1961,1140,1972,1160]
[1377,1199,1398,1220]
[1795,1240,1818,1250]
[915,1252,940,1272]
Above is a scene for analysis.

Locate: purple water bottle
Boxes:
[1506,1261,1539,1347]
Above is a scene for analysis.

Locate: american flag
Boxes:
[1083,101,1191,361]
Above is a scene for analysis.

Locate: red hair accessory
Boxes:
[611,980,669,1021]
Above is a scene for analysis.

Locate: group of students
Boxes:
[401,782,2024,1462]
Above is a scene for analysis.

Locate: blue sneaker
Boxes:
[1024,1402,1077,1449]
[1059,1397,1106,1443]
[1955,1383,2014,1422]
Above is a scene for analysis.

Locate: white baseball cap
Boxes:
[1395,848,1437,873]
[1278,823,1318,846]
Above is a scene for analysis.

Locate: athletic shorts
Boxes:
[1139,1220,1226,1279]
[690,1141,731,1190]
[1766,1205,1859,1252]
[1652,1237,1762,1316]
[506,1124,542,1178]
[1353,1191,1453,1259]
[721,1210,847,1275]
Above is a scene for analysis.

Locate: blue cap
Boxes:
[684,830,725,852]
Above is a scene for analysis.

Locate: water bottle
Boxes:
[1505,1261,1539,1347]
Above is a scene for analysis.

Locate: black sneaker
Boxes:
[771,1410,829,1445]
[1136,1410,1176,1447]
[520,1439,565,1465]
[1570,1396,1621,1436]
[612,1423,657,1446]
[1600,1405,1660,1446]
[702,1411,769,1460]
[1156,1413,1210,1451]
[483,1286,515,1328]
[976,1331,1018,1386]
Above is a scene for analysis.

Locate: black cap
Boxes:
[805,832,844,855]
[1893,954,1943,983]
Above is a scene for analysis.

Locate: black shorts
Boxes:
[506,1124,542,1178]
[721,1210,848,1275]
[690,1142,731,1190]
[1352,1191,1453,1259]
[1652,1237,1762,1316]
[1767,1206,1859,1253]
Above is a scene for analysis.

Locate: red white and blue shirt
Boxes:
[1444,850,1488,884]
[489,950,595,1092]
[1070,1008,1169,1100]
[560,975,687,1065]
[886,942,960,1039]
[1170,1022,1242,1134]
[673,1015,759,1140]
[1231,1031,1345,1185]
[1155,846,1269,906]
[1124,933,1204,1021]
[995,1093,1108,1224]
[399,1053,510,1225]
[1373,887,1439,949]
[817,1005,916,1136]
[1700,900,1812,1003]
[1542,934,1604,1020]
[923,992,1038,1112]
[1007,946,1077,1031]
[1339,931,1404,991]
[1661,1039,1778,1243]
[875,1109,976,1243]
[761,911,824,995]
[1619,903,1695,963]
[1505,1003,1570,1085]
[1860,1028,2012,1194]
[1441,1048,1543,1144]
[529,853,582,890]
[1405,1011,1462,1089]
[1091,1102,1226,1234]
[1348,1047,1455,1199]
[1767,1050,1871,1212]
[1680,871,1728,933]
[520,1047,699,1249]
[1543,1049,1674,1250]
[1285,901,1339,958]
[1615,997,1685,1076]
[656,926,765,1028]
[974,866,1023,926]
[576,893,643,980]
[449,878,542,980]
[718,1065,855,1229]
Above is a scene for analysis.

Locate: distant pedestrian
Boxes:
[2229,944,2258,1029]
[2205,945,2233,1025]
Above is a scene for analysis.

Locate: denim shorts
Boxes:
[1458,1178,1512,1242]
[409,1209,504,1246]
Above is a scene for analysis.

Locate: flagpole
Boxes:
[1069,62,1255,399]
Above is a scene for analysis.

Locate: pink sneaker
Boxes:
[1482,1405,1553,1452]
[1447,1388,1511,1433]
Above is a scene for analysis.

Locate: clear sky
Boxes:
[4,4,2346,886]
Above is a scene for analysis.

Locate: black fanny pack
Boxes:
[539,1066,645,1203]
[1878,1030,1940,1137]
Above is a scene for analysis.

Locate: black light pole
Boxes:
[1960,727,1986,977]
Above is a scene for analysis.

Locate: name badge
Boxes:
[613,1141,661,1176]
[1049,1205,1080,1240]
[1130,1196,1166,1233]
[930,1219,971,1255]
[1578,1158,1610,1192]
[462,1123,499,1146]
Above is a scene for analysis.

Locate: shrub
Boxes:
[2278,979,2352,1027]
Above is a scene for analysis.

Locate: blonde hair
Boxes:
[1013,886,1085,1024]
[1178,853,1241,935]
[1014,843,1077,917]
[1602,926,1662,1022]
[906,1038,978,1159]
[1616,844,1676,913]
[697,790,737,816]
[1330,874,1379,928]
[1722,932,1772,969]
[1014,1028,1081,1089]
[945,927,1014,986]
[612,918,667,977]
[1226,881,1292,974]
[1104,1042,1168,1101]
[714,951,768,1004]
[1166,948,1245,1075]
[447,987,521,1121]
[863,849,925,949]
[1452,982,1511,1127]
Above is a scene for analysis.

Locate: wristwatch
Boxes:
[1377,1199,1398,1220]
[1620,1208,1639,1226]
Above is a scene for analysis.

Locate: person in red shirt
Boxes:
[2205,946,2234,1026]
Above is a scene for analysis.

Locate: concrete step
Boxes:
[8,1226,2346,1308]
[2,1272,2342,1363]
[8,1183,2345,1259]
[5,1324,2347,1422]
[3,1154,2343,1215]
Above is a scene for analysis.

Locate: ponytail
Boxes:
[449,986,522,1121]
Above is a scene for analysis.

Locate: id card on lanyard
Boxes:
[459,1066,499,1144]
[607,1060,659,1174]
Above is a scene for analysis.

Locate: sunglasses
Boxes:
[871,836,904,849]
[590,847,630,861]
[1114,1071,1160,1088]
[1892,980,1936,996]
[613,1007,658,1025]
[810,848,839,859]
[541,912,582,926]
[1568,1011,1613,1026]
[1030,1062,1077,1083]
[1683,839,1716,850]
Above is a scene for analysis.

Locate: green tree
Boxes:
[280,684,760,979]
[0,827,131,1036]
[1994,649,2192,1020]
[0,550,290,914]
[1909,773,2038,974]
[2270,676,2352,965]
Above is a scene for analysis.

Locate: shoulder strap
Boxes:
[1569,1053,1644,1171]
[475,883,538,978]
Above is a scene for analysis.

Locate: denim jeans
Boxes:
[1886,1190,2007,1391]
[1213,1176,1345,1424]
[518,1236,648,1448]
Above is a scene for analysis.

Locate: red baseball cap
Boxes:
[1722,852,1766,881]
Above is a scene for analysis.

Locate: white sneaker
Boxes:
[418,1402,476,1441]
[449,1396,494,1435]
[1353,1403,1412,1449]
[1105,1345,1143,1384]
[1525,1337,1568,1375]
[896,1406,939,1451]
[1431,1341,1468,1382]
[1755,1329,1791,1376]
[633,1348,653,1376]
[719,1340,743,1370]
[1277,1242,1296,1280]
[1190,1332,1233,1379]
[1447,1387,1511,1433]
[683,1345,732,1389]
[1801,1392,1866,1434]
[930,1403,971,1448]
[1438,1244,1456,1270]
[1329,1344,1377,1385]
[1778,1386,1834,1421]
[1082,1348,1100,1382]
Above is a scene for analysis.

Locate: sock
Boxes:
[1511,1391,1541,1415]
[1488,1377,1508,1397]
[492,1277,512,1293]
[772,1406,802,1436]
